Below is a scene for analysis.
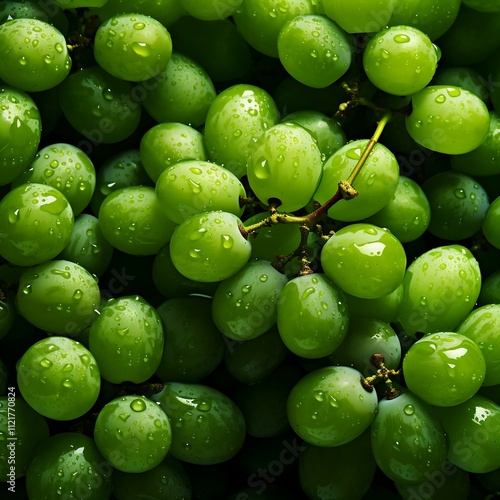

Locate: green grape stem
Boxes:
[362,354,401,399]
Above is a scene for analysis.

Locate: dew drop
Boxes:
[62,379,73,388]
[130,398,147,412]
[40,358,52,368]
[221,235,234,249]
[404,404,415,415]
[196,401,211,412]
[393,34,410,43]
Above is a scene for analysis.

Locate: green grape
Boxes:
[98,186,177,255]
[403,332,486,407]
[314,139,400,221]
[0,291,15,341]
[432,66,490,102]
[168,17,252,82]
[112,456,192,500]
[247,122,323,212]
[156,160,245,224]
[343,283,404,324]
[483,197,500,250]
[0,183,74,266]
[277,273,349,359]
[152,244,220,299]
[152,382,246,465]
[212,260,288,341]
[58,214,114,277]
[364,176,431,243]
[94,13,172,82]
[388,0,461,40]
[224,325,288,384]
[94,395,172,473]
[363,25,438,96]
[140,122,208,183]
[321,223,407,300]
[17,259,100,334]
[463,0,500,12]
[155,296,225,382]
[0,397,49,480]
[406,85,490,155]
[12,143,96,215]
[281,110,346,161]
[142,52,216,127]
[457,304,500,386]
[0,85,41,186]
[451,111,500,176]
[90,0,185,27]
[169,210,251,283]
[299,430,376,500]
[422,171,489,241]
[26,432,112,500]
[204,84,281,179]
[233,363,302,438]
[478,269,500,306]
[371,391,448,484]
[233,0,315,58]
[0,18,71,92]
[17,336,100,420]
[329,317,401,377]
[397,245,481,336]
[278,15,351,89]
[323,0,396,33]
[90,149,153,215]
[181,0,242,20]
[58,65,141,144]
[89,295,164,384]
[434,394,500,473]
[287,365,378,447]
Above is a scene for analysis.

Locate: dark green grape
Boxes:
[26,432,112,500]
[89,295,164,384]
[277,273,349,359]
[287,366,378,447]
[155,296,225,383]
[94,395,172,473]
[17,336,100,420]
[478,269,500,306]
[432,66,490,102]
[212,260,288,341]
[152,382,246,465]
[371,391,448,484]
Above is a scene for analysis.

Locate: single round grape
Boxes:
[397,245,482,336]
[247,122,323,212]
[94,395,172,473]
[17,336,100,420]
[406,85,490,154]
[432,66,490,102]
[140,122,208,183]
[204,84,281,179]
[181,0,242,20]
[434,395,500,473]
[169,211,251,283]
[152,382,246,465]
[0,86,41,186]
[233,0,315,57]
[277,273,349,359]
[89,295,164,384]
[278,15,351,89]
[287,365,378,447]
[403,332,486,407]
[482,196,500,249]
[363,25,438,96]
[212,260,288,341]
[323,0,396,33]
[0,183,74,267]
[142,52,216,127]
[457,304,500,386]
[422,171,489,241]
[26,433,112,500]
[12,143,96,215]
[155,296,225,382]
[58,65,141,144]
[98,186,177,255]
[156,160,245,224]
[94,13,172,82]
[0,18,71,92]
[17,259,100,334]
[321,223,407,299]
[314,139,400,222]
[371,391,448,484]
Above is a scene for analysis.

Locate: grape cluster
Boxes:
[1,0,500,499]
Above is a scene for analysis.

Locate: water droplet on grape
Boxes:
[62,379,73,388]
[435,94,446,103]
[131,42,150,57]
[197,400,211,412]
[393,34,410,43]
[130,398,146,412]
[40,358,52,368]
[313,390,324,402]
[221,235,234,249]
